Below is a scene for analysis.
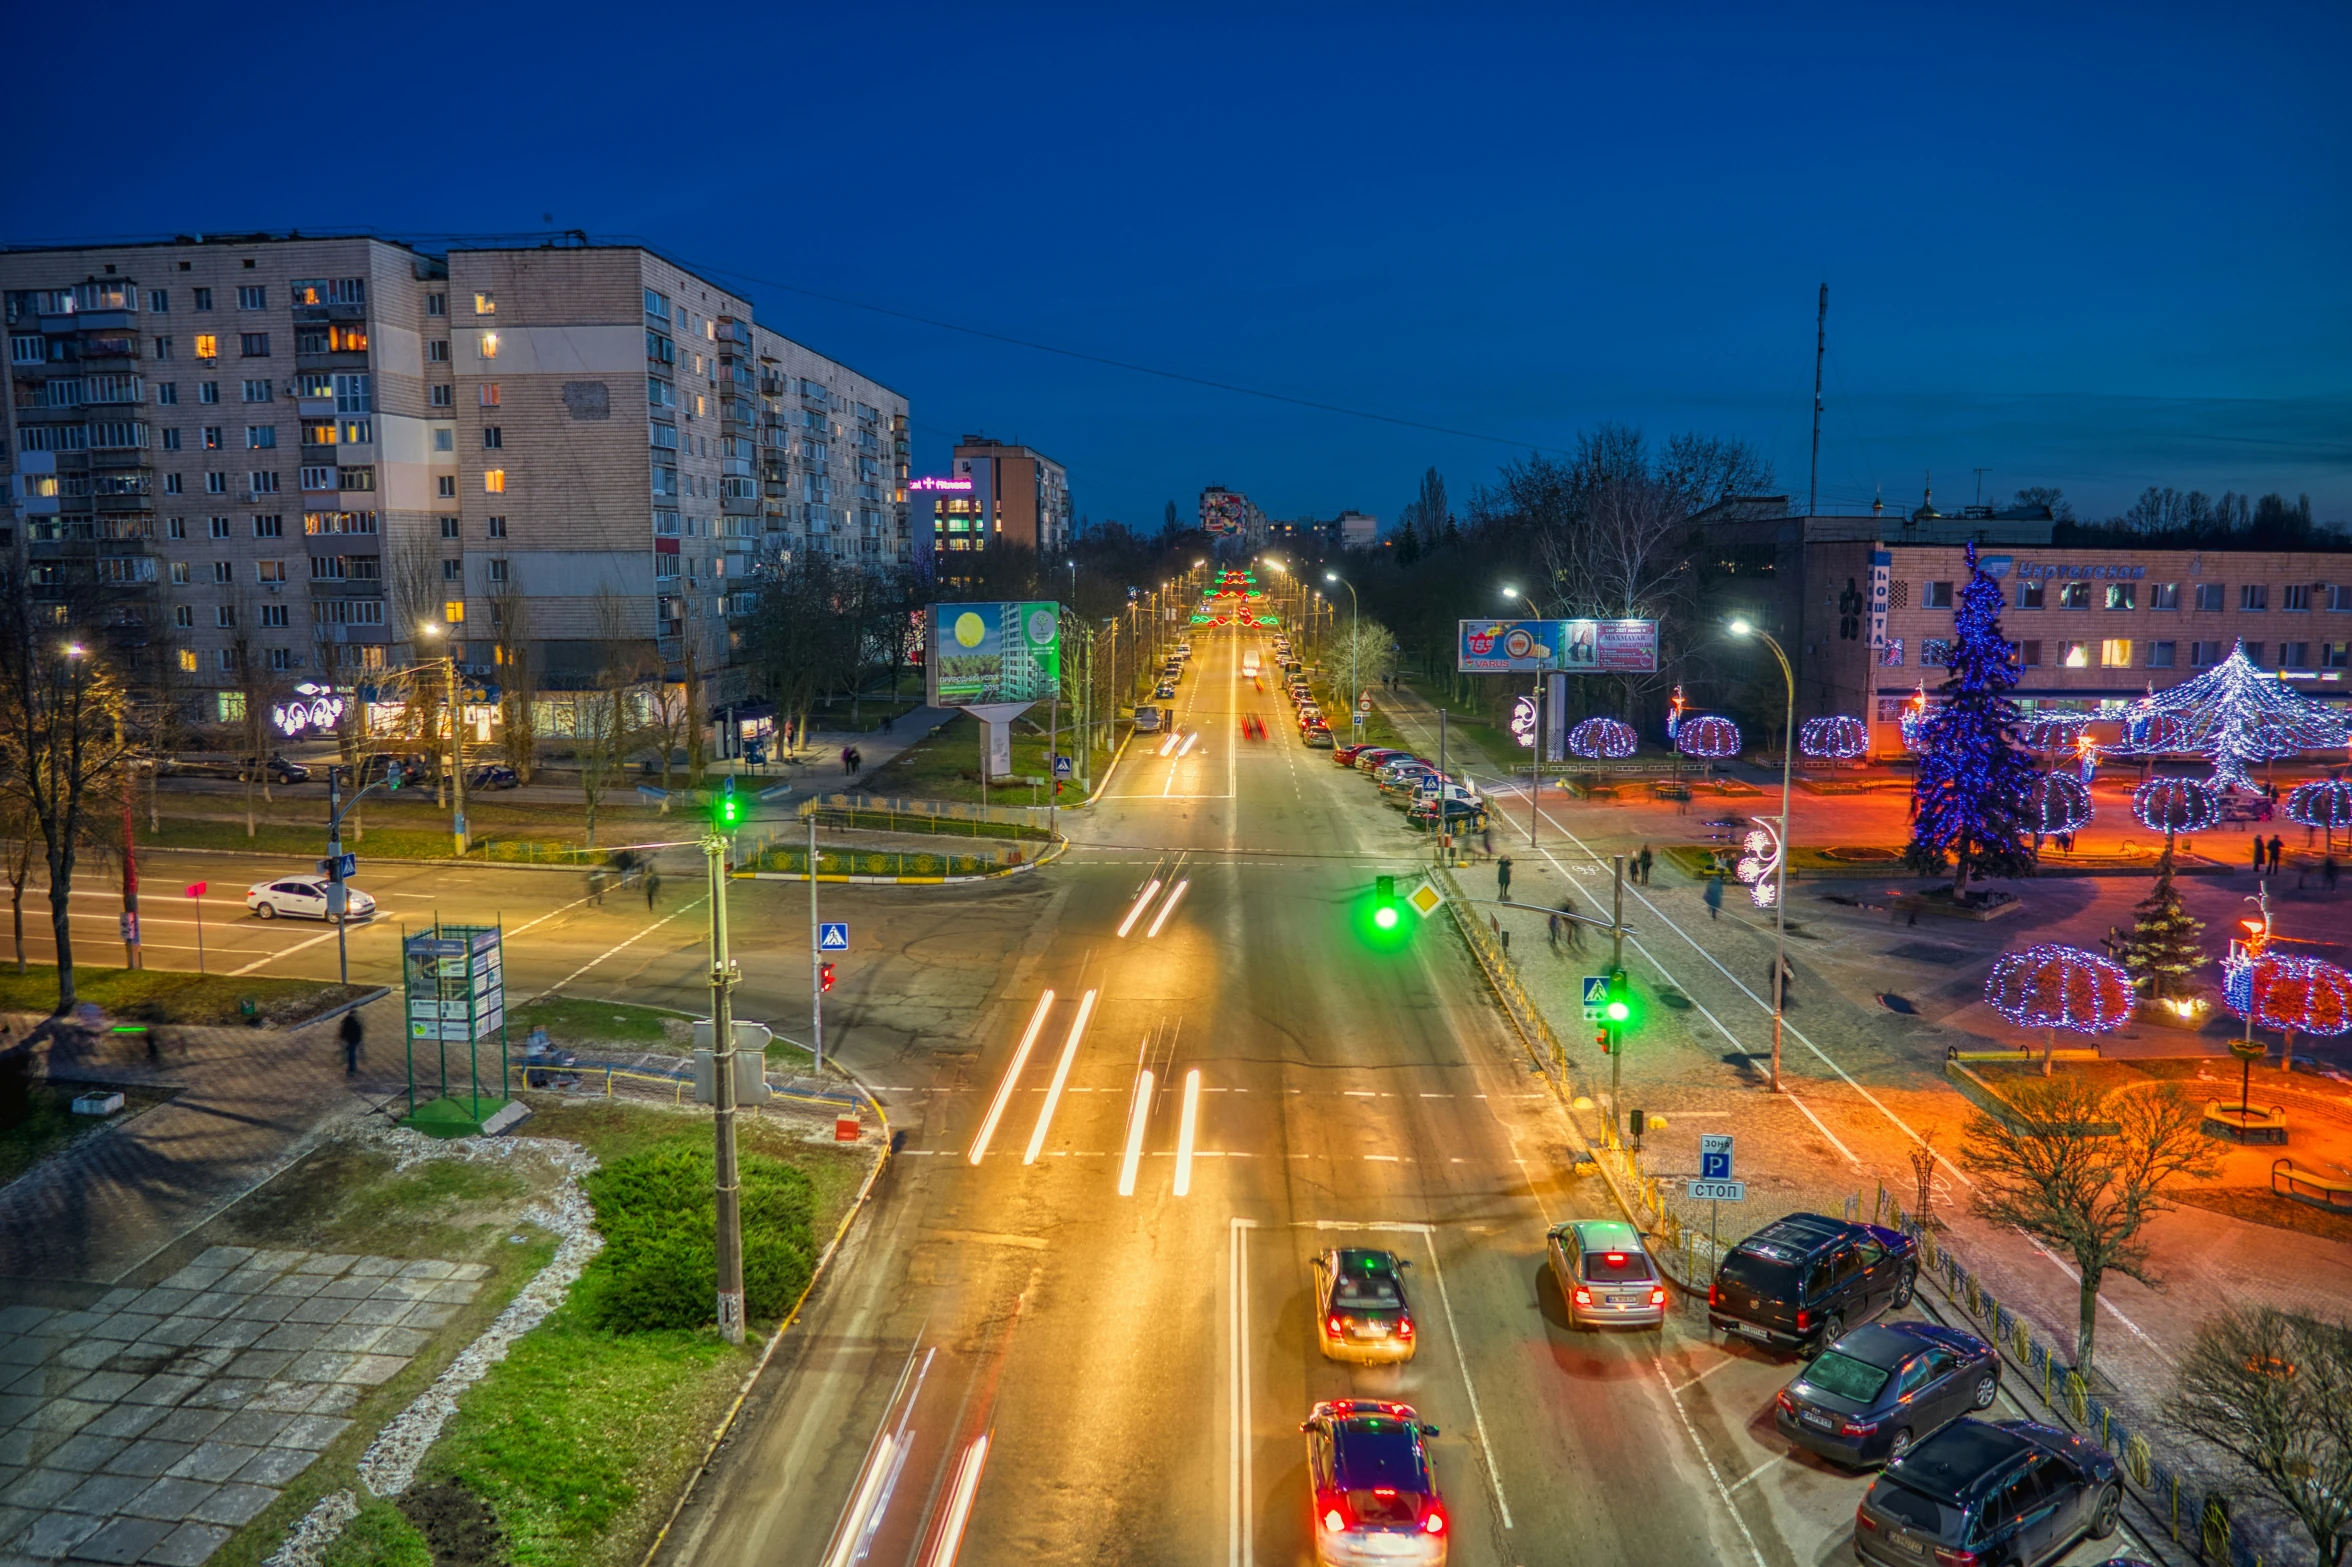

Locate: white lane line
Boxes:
[225,920,363,977]
[1227,1216,1257,1567]
[1117,1064,1155,1197]
[968,991,1055,1164]
[1115,879,1163,938]
[1414,1231,1512,1530]
[504,889,597,937]
[1022,989,1099,1164]
[1652,1355,1770,1567]
[923,1431,990,1567]
[1174,1068,1202,1197]
[1725,1452,1785,1494]
[525,896,709,999]
[1144,878,1190,938]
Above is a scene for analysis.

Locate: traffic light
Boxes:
[1357,874,1409,949]
[1604,968,1633,1026]
[1374,875,1399,930]
[819,962,836,994]
[385,760,403,791]
[713,776,742,831]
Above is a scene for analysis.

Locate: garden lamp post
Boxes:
[1729,617,1795,1092]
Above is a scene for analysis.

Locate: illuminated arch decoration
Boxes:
[1798,715,1867,760]
[2017,713,2091,754]
[2224,952,2352,1065]
[1985,945,2136,1072]
[2285,778,2352,839]
[1674,715,1741,759]
[2121,708,2188,754]
[2132,776,2221,835]
[2106,641,2349,788]
[2030,770,2093,835]
[1566,717,1638,759]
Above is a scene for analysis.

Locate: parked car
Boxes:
[1405,797,1487,832]
[468,764,521,790]
[1854,1419,2120,1567]
[1547,1219,1667,1330]
[1133,706,1164,733]
[166,753,312,784]
[1708,1211,1919,1354]
[246,876,376,923]
[1775,1321,1999,1466]
[1304,725,1335,749]
[1154,681,1177,700]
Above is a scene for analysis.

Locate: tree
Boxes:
[1907,543,2038,897]
[0,588,135,1014]
[1962,1079,2217,1373]
[2,793,36,974]
[1398,467,1448,542]
[2121,841,2205,1001]
[576,590,648,849]
[488,579,538,782]
[2168,1305,2352,1567]
[2011,486,2075,522]
[221,587,286,838]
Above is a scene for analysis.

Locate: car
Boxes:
[468,764,521,790]
[1133,706,1164,733]
[1333,743,1369,764]
[1406,797,1487,832]
[1547,1219,1668,1329]
[1775,1321,2000,1466]
[1301,1400,1448,1566]
[1708,1211,1919,1354]
[1175,642,1192,658]
[1313,1248,1417,1362]
[1304,725,1335,749]
[1154,681,1177,699]
[1854,1418,2121,1567]
[246,877,377,923]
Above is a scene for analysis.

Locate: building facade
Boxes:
[1,233,908,721]
[928,436,1069,560]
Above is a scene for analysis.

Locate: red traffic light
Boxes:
[1594,1030,1611,1054]
[819,962,836,994]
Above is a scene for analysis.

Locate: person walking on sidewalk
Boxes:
[2267,834,2284,875]
[1704,874,1723,921]
[587,867,606,907]
[644,868,663,911]
[1636,843,1654,886]
[2326,854,2341,892]
[2254,835,2267,873]
[1496,855,1514,902]
[340,1011,364,1076]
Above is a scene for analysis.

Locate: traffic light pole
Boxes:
[706,820,745,1344]
[1610,856,1627,1141]
[808,812,826,1075]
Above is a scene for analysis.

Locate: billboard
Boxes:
[1458,619,1566,672]
[1567,619,1660,674]
[926,602,1061,706]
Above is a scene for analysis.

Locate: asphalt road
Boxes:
[656,631,2152,1567]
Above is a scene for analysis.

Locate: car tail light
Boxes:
[1422,1502,1447,1536]
[1775,1390,1796,1416]
[1327,1315,1345,1337]
[1931,1549,1981,1566]
[1323,1508,1346,1534]
[1795,1309,1810,1333]
[1318,1491,1349,1534]
[1707,1282,1719,1307]
[1649,1287,1668,1306]
[1396,1316,1413,1338]
[1840,1418,1879,1437]
[1573,1287,1592,1306]
[1855,1505,1879,1533]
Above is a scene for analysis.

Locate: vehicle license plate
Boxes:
[1738,1322,1773,1342]
[1799,1408,1834,1431]
[1357,1321,1387,1337]
[1893,1530,1926,1555]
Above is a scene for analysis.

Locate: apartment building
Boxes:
[1,232,908,721]
[929,436,1071,559]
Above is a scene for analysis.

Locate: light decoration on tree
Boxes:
[1906,544,2040,897]
[2133,776,2221,834]
[1799,715,1867,760]
[2018,713,2091,754]
[2031,771,2093,834]
[1734,821,1782,909]
[1567,717,1637,759]
[2223,952,2352,1070]
[1986,943,2135,1072]
[2106,640,2348,788]
[2285,778,2352,846]
[1675,715,1740,759]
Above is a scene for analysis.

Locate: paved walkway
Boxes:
[0,996,410,1293]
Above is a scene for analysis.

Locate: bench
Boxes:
[2273,1159,2352,1211]
[2204,1102,2289,1144]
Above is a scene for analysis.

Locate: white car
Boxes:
[246,876,377,922]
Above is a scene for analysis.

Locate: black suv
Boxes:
[1855,1418,2121,1566]
[1708,1211,1918,1354]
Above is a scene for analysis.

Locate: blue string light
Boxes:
[1675,715,1740,759]
[1566,717,1638,759]
[2108,641,2348,788]
[2133,776,2221,834]
[2285,778,2352,832]
[2032,771,2093,834]
[1907,544,2039,886]
[1985,943,2136,1034]
[2223,952,2352,1037]
[1798,715,1867,760]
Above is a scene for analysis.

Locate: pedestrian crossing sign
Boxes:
[818,923,850,951]
[1583,974,1608,1023]
[1405,881,1444,918]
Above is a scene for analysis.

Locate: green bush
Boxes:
[577,1143,816,1331]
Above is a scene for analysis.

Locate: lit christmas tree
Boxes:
[1906,543,2038,897]
[2119,841,2205,1003]
[2114,641,2346,789]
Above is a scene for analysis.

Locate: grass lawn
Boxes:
[859,711,1080,808]
[0,1080,176,1186]
[0,963,369,1025]
[508,996,690,1053]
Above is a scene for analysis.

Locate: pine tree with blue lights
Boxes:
[1906,543,2038,897]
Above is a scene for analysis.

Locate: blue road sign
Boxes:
[818,923,850,951]
[1052,754,1073,778]
[1582,976,1610,1008]
[1700,1133,1735,1182]
[319,853,357,880]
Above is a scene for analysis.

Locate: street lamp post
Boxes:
[707,800,745,1344]
[1729,618,1795,1093]
[1502,586,1548,847]
[1325,572,1359,722]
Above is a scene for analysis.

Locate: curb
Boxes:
[637,1064,893,1567]
[738,835,1068,886]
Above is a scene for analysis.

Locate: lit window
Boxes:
[444,600,466,623]
[2099,639,2132,667]
[474,292,495,316]
[2061,641,2090,668]
[177,649,198,673]
[478,332,499,360]
[483,469,506,494]
[479,383,500,408]
[193,333,218,361]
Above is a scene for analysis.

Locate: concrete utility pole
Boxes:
[1808,283,1828,518]
[808,812,826,1074]
[1610,854,1626,1140]
[707,811,744,1344]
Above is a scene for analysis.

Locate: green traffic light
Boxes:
[1605,998,1631,1023]
[1374,905,1399,930]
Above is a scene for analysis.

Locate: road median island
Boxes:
[0,963,375,1030]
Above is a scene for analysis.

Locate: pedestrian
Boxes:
[1497,855,1513,901]
[2268,834,2284,875]
[1481,825,1495,860]
[842,745,855,774]
[339,1010,364,1076]
[588,867,606,907]
[644,868,662,910]
[2254,835,2267,873]
[1637,843,1654,886]
[2326,854,2340,892]
[1704,875,1723,921]
[1547,911,1561,951]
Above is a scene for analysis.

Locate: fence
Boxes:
[1432,860,1571,1076]
[750,844,1028,880]
[521,1056,863,1115]
[797,796,1054,843]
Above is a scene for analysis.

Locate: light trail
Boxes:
[1022,989,1099,1164]
[967,991,1054,1164]
[1117,1064,1155,1196]
[1144,878,1189,938]
[1178,730,1200,756]
[1174,1067,1202,1197]
[1115,879,1163,938]
[922,1432,990,1567]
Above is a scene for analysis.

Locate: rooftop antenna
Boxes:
[1808,283,1828,517]
[1974,467,1989,507]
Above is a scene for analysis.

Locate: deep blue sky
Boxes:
[21,1,2349,531]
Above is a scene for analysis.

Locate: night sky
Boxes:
[19,1,2349,531]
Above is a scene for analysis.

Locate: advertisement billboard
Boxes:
[1569,619,1659,674]
[926,602,1061,706]
[1458,619,1566,672]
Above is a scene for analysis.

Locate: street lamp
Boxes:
[417,623,468,855]
[1325,572,1360,720]
[1500,585,1542,619]
[1728,617,1794,1093]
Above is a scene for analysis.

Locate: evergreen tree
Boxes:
[2120,841,2205,1001]
[1395,520,1422,565]
[1906,542,2038,896]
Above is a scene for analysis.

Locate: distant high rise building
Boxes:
[927,436,1071,560]
[1335,510,1378,548]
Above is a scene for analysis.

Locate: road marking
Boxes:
[1145,879,1190,938]
[923,1432,989,1567]
[1179,731,1200,757]
[1174,1068,1202,1197]
[1117,1065,1155,1197]
[1651,1355,1771,1567]
[526,895,709,999]
[969,991,1055,1165]
[1363,1154,1399,1162]
[1023,989,1098,1164]
[1410,1227,1512,1530]
[1228,1216,1256,1567]
[1725,1452,1785,1494]
[226,922,353,977]
[1115,879,1163,938]
[921,1228,1048,1251]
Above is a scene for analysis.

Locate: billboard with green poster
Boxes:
[926,602,1061,706]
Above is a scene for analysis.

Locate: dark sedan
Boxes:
[468,764,521,790]
[1855,1418,2121,1567]
[1775,1321,1999,1466]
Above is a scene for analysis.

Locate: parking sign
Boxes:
[1700,1134,1734,1182]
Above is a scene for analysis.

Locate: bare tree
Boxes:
[576,589,647,848]
[220,585,289,837]
[2169,1305,2352,1567]
[680,632,708,785]
[1962,1079,2218,1373]
[488,579,538,781]
[2,793,36,974]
